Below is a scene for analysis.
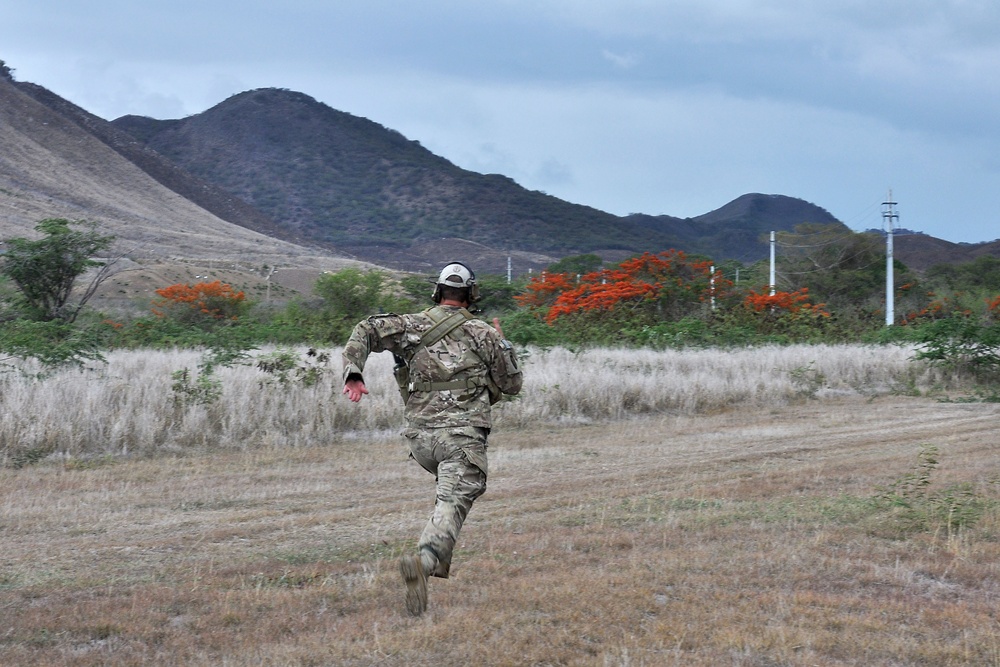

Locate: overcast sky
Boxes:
[3,1,999,244]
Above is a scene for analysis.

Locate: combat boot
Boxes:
[399,554,427,616]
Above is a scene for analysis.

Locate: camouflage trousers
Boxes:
[402,425,489,579]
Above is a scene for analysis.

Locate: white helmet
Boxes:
[432,261,480,303]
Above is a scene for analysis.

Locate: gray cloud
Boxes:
[1,0,998,242]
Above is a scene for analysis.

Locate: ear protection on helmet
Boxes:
[431,261,480,303]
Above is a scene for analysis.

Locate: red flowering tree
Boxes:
[151,280,247,324]
[900,291,976,326]
[718,286,832,339]
[912,292,1000,377]
[516,250,733,327]
[742,287,830,317]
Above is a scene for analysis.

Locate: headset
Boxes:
[431,261,481,303]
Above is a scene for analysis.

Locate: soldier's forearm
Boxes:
[342,359,366,383]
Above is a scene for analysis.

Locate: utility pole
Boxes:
[710,265,716,310]
[265,266,278,303]
[883,191,898,326]
[769,231,776,296]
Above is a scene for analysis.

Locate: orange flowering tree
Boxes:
[742,287,830,318]
[989,295,1000,322]
[900,292,971,325]
[518,251,731,322]
[515,251,734,342]
[151,280,248,325]
[698,285,834,341]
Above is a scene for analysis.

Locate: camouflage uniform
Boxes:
[342,304,522,580]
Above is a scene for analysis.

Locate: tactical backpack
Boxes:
[392,307,484,403]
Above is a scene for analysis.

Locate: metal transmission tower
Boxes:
[882,190,899,326]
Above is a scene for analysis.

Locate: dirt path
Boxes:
[486,395,998,504]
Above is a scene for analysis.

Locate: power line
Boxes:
[779,252,886,276]
[776,241,885,273]
[774,228,865,249]
[838,199,884,230]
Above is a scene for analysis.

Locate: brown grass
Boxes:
[0,344,958,460]
[3,393,999,666]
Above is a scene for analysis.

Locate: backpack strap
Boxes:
[406,376,487,393]
[419,307,474,350]
[401,308,477,394]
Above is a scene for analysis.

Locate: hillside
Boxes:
[0,75,371,305]
[3,66,997,281]
[111,89,666,263]
[623,193,846,265]
[892,233,1000,272]
[110,88,842,272]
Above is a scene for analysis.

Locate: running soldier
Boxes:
[342,261,523,616]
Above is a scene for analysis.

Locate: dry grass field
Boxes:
[2,345,999,666]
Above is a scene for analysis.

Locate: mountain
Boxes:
[111,89,670,269]
[109,88,843,273]
[12,81,303,247]
[623,193,844,265]
[0,74,370,305]
[891,233,1000,273]
[3,66,996,284]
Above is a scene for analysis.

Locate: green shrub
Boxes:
[0,319,105,372]
[1,219,115,323]
[913,315,1000,380]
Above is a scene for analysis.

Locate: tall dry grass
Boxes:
[0,344,955,463]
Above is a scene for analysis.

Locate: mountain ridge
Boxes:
[106,87,855,273]
[2,68,998,280]
[111,88,671,261]
[0,75,372,305]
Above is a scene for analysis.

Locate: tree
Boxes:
[913,296,1000,381]
[547,253,604,276]
[517,250,725,324]
[0,319,105,372]
[1,219,116,323]
[474,273,526,318]
[773,223,927,330]
[152,280,248,325]
[926,255,1000,291]
[281,268,415,343]
[513,250,733,345]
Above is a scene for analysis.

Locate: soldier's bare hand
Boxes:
[492,317,505,338]
[343,379,369,402]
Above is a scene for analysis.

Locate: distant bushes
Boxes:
[3,232,999,401]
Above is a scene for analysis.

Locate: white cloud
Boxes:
[600,49,640,69]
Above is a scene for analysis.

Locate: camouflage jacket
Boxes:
[342,305,523,429]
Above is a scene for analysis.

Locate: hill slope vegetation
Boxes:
[111,88,847,270]
[2,63,997,276]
